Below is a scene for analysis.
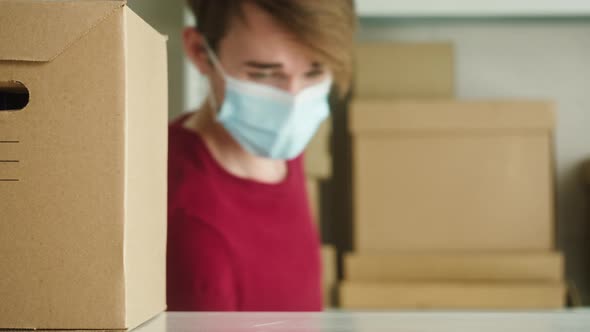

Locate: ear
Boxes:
[183,27,213,76]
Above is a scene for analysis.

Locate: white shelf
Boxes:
[357,0,590,17]
[141,311,590,332]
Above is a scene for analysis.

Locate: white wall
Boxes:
[130,1,207,117]
[128,0,186,120]
[183,10,210,113]
[358,18,590,303]
[357,0,590,17]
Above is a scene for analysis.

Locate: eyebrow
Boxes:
[244,61,283,69]
[243,61,324,70]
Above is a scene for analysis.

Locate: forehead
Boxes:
[218,2,317,67]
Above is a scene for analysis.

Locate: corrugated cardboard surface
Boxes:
[123,7,168,331]
[355,43,455,99]
[0,1,166,330]
[0,0,125,62]
[0,312,164,332]
[340,282,566,310]
[350,100,555,251]
[1,4,127,329]
[305,119,331,179]
[344,252,564,282]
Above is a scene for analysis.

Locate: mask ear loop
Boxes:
[202,39,226,114]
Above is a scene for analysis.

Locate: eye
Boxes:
[247,72,270,80]
[305,70,324,79]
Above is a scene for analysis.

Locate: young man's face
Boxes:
[185,2,331,104]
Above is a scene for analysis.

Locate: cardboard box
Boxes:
[355,43,455,99]
[0,1,168,330]
[306,178,320,224]
[322,245,337,308]
[305,119,332,179]
[340,281,566,310]
[350,100,555,251]
[344,252,564,282]
[324,284,336,310]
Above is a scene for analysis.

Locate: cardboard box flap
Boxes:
[344,252,564,282]
[340,282,566,310]
[0,0,126,62]
[350,100,555,134]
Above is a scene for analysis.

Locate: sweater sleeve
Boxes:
[166,211,239,311]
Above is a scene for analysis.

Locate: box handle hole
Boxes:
[0,81,29,111]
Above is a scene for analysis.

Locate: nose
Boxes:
[280,77,304,95]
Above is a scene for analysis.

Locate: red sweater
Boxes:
[166,114,322,311]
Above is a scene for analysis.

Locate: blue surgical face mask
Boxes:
[204,42,332,160]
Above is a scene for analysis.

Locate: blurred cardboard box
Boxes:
[350,100,555,252]
[340,281,566,310]
[355,43,455,99]
[0,0,167,330]
[344,252,563,282]
[322,245,337,308]
[305,119,331,179]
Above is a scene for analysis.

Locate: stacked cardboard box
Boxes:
[342,252,565,309]
[350,100,556,252]
[304,113,334,308]
[340,43,565,310]
[586,161,590,243]
[306,120,332,180]
[310,43,456,308]
[304,118,335,309]
[305,120,331,224]
[354,43,455,99]
[322,245,337,308]
[0,1,168,330]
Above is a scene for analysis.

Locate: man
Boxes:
[167,0,355,311]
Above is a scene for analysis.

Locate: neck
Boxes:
[183,103,288,184]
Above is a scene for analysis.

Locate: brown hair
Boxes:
[186,0,356,96]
